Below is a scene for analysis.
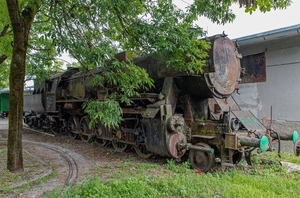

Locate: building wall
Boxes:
[232,36,300,122]
[258,46,300,121]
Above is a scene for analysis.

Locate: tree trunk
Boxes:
[6,0,37,172]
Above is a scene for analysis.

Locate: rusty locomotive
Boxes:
[23,35,299,172]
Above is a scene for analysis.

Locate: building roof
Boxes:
[233,24,300,46]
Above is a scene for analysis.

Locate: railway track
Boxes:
[23,140,79,185]
[1,138,79,185]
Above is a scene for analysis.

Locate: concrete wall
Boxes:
[232,36,300,122]
[258,46,300,121]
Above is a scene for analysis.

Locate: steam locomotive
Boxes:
[23,34,299,172]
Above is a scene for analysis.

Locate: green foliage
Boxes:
[48,0,211,74]
[188,0,237,24]
[83,99,123,130]
[25,2,60,82]
[240,0,292,14]
[0,1,12,87]
[0,0,60,84]
[0,61,9,88]
[0,0,12,56]
[102,61,154,103]
[1,0,293,82]
[83,60,153,129]
[167,159,193,174]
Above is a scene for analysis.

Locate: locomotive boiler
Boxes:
[23,34,299,172]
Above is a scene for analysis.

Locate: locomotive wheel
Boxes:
[79,116,95,142]
[112,140,128,152]
[97,137,108,147]
[112,129,128,152]
[232,150,243,164]
[95,122,108,147]
[97,138,108,147]
[49,121,58,135]
[133,144,153,159]
[67,116,80,139]
[189,143,215,172]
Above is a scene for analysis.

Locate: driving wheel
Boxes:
[112,129,128,152]
[95,122,108,146]
[67,116,80,139]
[134,144,153,159]
[79,116,95,142]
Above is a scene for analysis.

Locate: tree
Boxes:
[5,0,38,172]
[3,0,291,172]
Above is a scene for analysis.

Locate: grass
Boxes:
[2,139,300,198]
[49,152,300,198]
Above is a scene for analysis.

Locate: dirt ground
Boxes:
[0,119,166,198]
[0,118,298,197]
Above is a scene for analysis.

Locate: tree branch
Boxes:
[0,25,11,37]
[0,54,8,64]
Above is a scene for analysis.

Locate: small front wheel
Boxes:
[189,143,215,172]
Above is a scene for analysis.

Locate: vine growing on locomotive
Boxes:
[23,34,299,172]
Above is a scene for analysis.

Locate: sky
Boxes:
[176,0,300,39]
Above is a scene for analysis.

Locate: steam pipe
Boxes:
[238,135,269,152]
[270,130,298,142]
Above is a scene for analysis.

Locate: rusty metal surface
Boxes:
[56,99,88,103]
[205,36,241,98]
[167,132,187,158]
[142,100,165,118]
[24,93,45,113]
[143,107,160,118]
[143,118,168,156]
[122,107,146,115]
[213,96,240,112]
[68,78,85,99]
[232,110,266,132]
[188,121,228,136]
[240,52,266,83]
[174,75,212,98]
[225,133,238,149]
[66,69,102,100]
[46,94,56,111]
[161,77,178,114]
[134,35,242,99]
[63,103,77,110]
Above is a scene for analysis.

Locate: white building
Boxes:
[232,24,300,131]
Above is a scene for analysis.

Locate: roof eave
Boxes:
[232,24,300,45]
